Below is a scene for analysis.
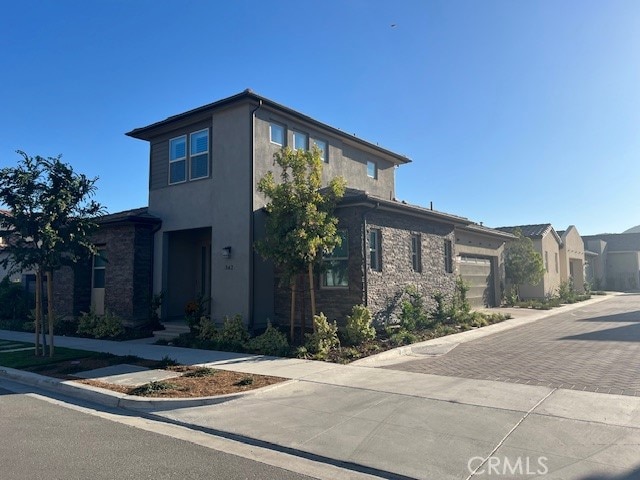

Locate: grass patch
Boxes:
[0,345,107,370]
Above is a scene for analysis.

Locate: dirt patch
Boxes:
[77,367,285,398]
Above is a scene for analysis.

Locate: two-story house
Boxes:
[40,90,513,330]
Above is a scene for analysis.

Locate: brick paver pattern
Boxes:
[386,294,640,396]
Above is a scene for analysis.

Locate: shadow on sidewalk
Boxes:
[580,464,640,480]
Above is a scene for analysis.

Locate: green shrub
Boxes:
[157,355,179,368]
[0,277,30,323]
[219,315,250,350]
[389,329,418,346]
[452,276,471,315]
[196,317,218,341]
[400,286,430,330]
[77,310,125,339]
[344,304,376,345]
[431,291,449,322]
[130,380,175,396]
[304,313,340,360]
[183,367,216,378]
[184,294,210,334]
[234,377,254,386]
[246,322,290,356]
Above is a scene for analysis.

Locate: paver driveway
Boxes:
[386,294,640,395]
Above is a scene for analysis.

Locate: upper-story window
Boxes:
[169,130,209,185]
[293,131,308,151]
[367,160,377,179]
[169,136,187,184]
[270,122,285,146]
[190,129,209,180]
[312,138,328,163]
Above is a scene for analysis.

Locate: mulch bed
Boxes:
[76,367,285,398]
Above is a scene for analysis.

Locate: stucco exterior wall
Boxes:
[148,102,253,323]
[606,252,640,291]
[559,227,585,292]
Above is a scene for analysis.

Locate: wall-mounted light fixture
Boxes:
[222,246,232,258]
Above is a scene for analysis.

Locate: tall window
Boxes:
[444,240,453,273]
[554,252,559,273]
[169,136,187,184]
[322,230,348,287]
[190,129,209,180]
[367,160,377,179]
[544,251,549,272]
[92,250,106,289]
[370,229,382,271]
[293,131,308,151]
[411,234,422,272]
[270,122,285,146]
[312,138,328,163]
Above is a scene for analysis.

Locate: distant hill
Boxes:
[624,225,640,234]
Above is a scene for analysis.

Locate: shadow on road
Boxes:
[578,310,640,323]
[561,322,640,342]
[580,464,640,480]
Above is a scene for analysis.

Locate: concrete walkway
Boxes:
[2,294,639,479]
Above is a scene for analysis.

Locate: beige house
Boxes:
[583,232,640,291]
[498,224,563,299]
[557,226,585,292]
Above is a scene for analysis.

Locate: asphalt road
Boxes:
[388,293,640,395]
[0,385,315,480]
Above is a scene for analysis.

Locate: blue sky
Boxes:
[2,0,638,235]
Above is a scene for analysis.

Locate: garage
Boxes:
[457,255,495,307]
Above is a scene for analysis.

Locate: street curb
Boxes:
[0,366,294,411]
[352,293,619,367]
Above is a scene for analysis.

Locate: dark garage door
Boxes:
[458,255,495,307]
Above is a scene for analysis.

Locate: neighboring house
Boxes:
[50,208,161,326]
[497,224,564,299]
[583,233,640,291]
[556,226,586,292]
[120,90,511,328]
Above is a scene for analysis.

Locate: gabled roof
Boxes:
[496,223,563,245]
[126,89,411,166]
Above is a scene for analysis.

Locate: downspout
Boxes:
[249,99,263,332]
[361,201,380,306]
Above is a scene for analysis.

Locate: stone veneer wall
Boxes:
[273,205,457,328]
[364,209,457,323]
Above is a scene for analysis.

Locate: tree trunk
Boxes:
[290,277,296,341]
[308,263,316,332]
[301,274,306,334]
[46,270,54,357]
[34,270,41,356]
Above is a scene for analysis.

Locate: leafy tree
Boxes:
[0,151,104,356]
[256,146,345,339]
[504,229,545,300]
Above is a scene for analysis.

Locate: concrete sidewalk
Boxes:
[2,293,639,479]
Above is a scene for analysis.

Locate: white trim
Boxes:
[269,122,285,146]
[292,130,308,151]
[168,135,187,185]
[189,129,210,181]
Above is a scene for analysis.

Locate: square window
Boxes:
[170,136,186,161]
[322,230,348,287]
[370,229,382,271]
[293,131,308,151]
[312,139,328,163]
[190,130,209,180]
[367,160,377,179]
[170,160,186,183]
[270,122,285,146]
